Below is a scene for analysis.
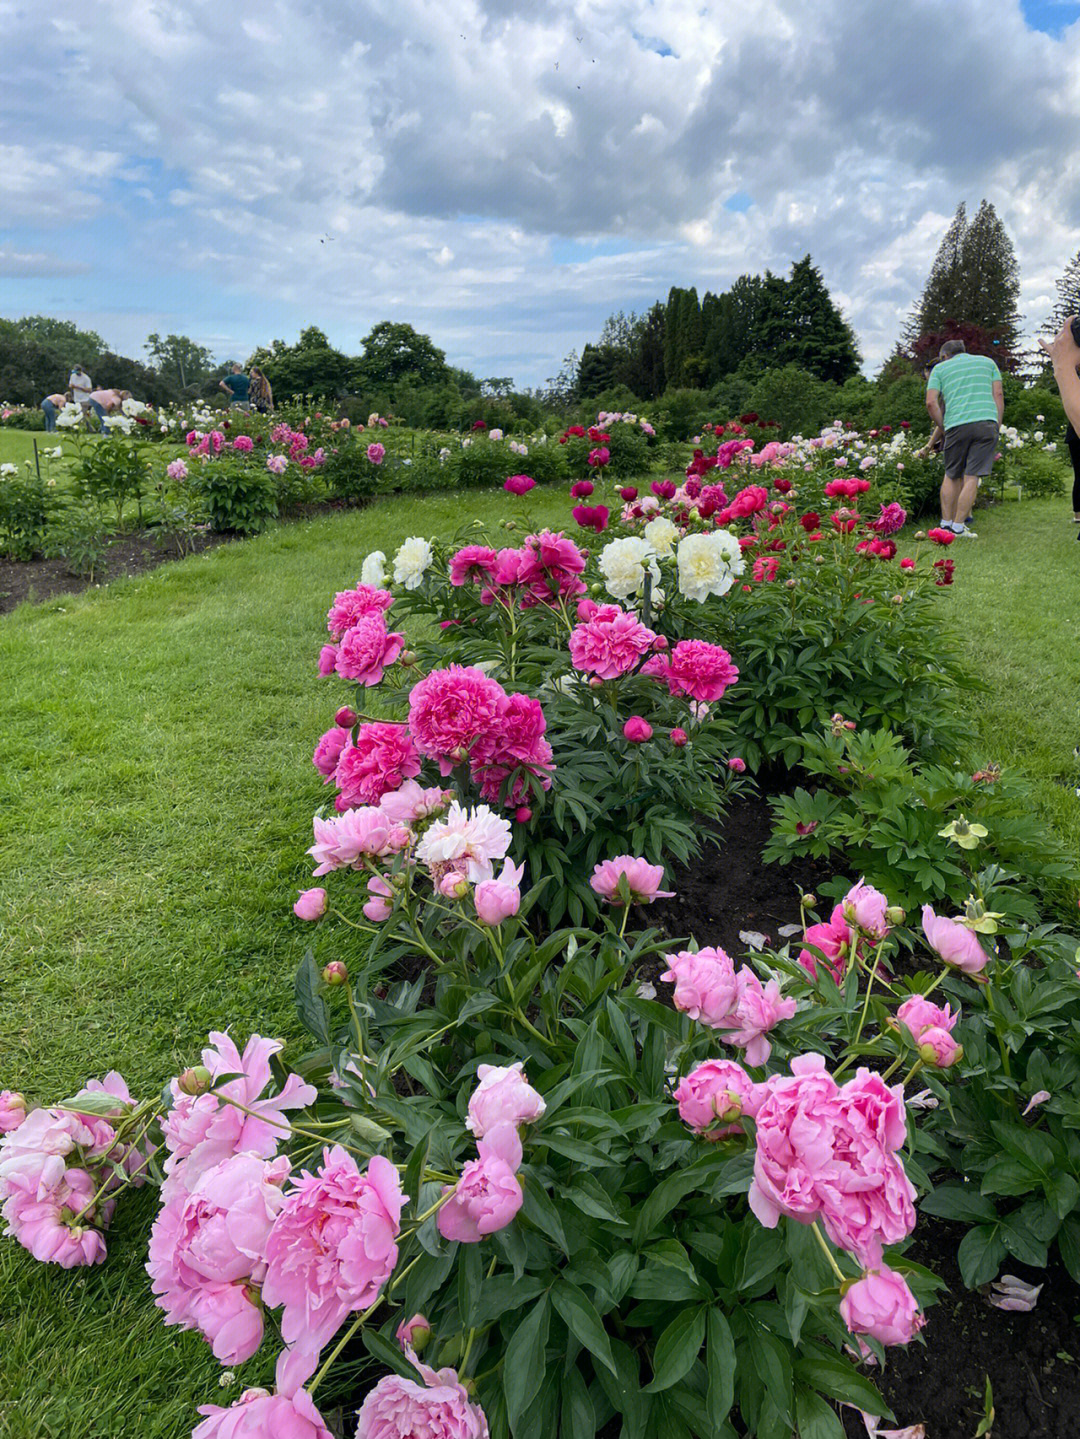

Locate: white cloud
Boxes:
[0,0,1076,383]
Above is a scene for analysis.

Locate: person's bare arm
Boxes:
[1039,319,1080,433]
[992,379,1004,425]
[926,388,944,429]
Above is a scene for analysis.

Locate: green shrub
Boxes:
[0,463,56,558]
[70,437,151,527]
[193,458,279,534]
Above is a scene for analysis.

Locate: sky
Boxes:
[2,0,1080,390]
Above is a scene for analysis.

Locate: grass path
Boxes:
[0,487,1076,1437]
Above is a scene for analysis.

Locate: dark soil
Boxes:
[0,529,231,614]
[840,1219,1080,1438]
[649,791,832,960]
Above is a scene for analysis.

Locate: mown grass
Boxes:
[0,484,1076,1437]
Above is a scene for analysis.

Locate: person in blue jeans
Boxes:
[40,391,68,432]
[219,363,251,408]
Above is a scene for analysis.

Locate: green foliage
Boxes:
[70,437,151,527]
[47,511,113,581]
[747,366,834,438]
[999,444,1066,499]
[252,327,354,399]
[193,457,279,534]
[353,321,451,391]
[0,462,56,558]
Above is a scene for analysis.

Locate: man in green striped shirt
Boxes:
[925,340,1004,539]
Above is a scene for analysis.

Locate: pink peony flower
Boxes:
[147,1152,290,1363]
[436,1124,523,1244]
[408,667,506,775]
[572,504,610,533]
[895,995,958,1043]
[308,808,412,875]
[312,726,351,780]
[335,724,422,808]
[367,443,386,465]
[590,855,673,905]
[363,874,395,922]
[917,1026,962,1067]
[504,474,535,495]
[356,1368,490,1439]
[161,1034,316,1197]
[327,585,394,639]
[449,546,499,586]
[166,458,188,481]
[518,529,588,606]
[194,1349,334,1439]
[318,644,338,676]
[379,780,453,825]
[674,1059,760,1134]
[262,1148,405,1354]
[473,859,525,925]
[466,1063,546,1138]
[586,446,610,468]
[334,614,405,686]
[798,908,852,983]
[568,605,657,680]
[723,969,797,1067]
[728,756,746,773]
[842,879,891,940]
[623,715,653,743]
[0,1155,109,1267]
[869,502,907,536]
[293,888,327,921]
[266,454,289,475]
[469,692,553,807]
[753,555,780,582]
[0,1092,26,1134]
[748,1056,916,1266]
[661,947,738,1027]
[232,435,254,453]
[415,802,512,884]
[921,905,988,975]
[670,727,688,747]
[570,480,594,498]
[840,1266,925,1347]
[642,639,739,703]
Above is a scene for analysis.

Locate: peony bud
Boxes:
[802,893,818,909]
[885,905,906,926]
[669,727,688,747]
[293,887,328,921]
[396,1313,432,1351]
[322,961,348,985]
[515,806,532,823]
[399,650,417,667]
[623,716,653,743]
[177,1065,213,1096]
[727,757,746,773]
[334,706,358,727]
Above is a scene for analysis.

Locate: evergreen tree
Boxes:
[908,202,968,343]
[662,287,705,388]
[622,303,666,399]
[957,200,1022,352]
[576,343,621,399]
[774,256,861,383]
[1040,248,1080,337]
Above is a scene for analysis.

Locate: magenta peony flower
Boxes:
[312,726,351,780]
[670,727,688,747]
[674,1059,760,1134]
[161,1034,316,1197]
[308,807,412,875]
[568,605,657,680]
[356,1367,490,1438]
[367,442,386,465]
[661,947,738,1027]
[572,503,610,533]
[408,666,507,775]
[318,644,338,676]
[841,879,891,939]
[415,802,512,884]
[504,474,535,495]
[570,480,594,498]
[728,484,769,517]
[586,446,610,468]
[147,1152,290,1363]
[797,908,852,983]
[748,1056,916,1266]
[327,585,394,640]
[436,1124,523,1244]
[840,1266,925,1347]
[727,756,746,773]
[335,723,422,808]
[466,1062,546,1138]
[590,855,673,904]
[623,715,653,743]
[516,529,588,607]
[449,545,499,587]
[0,1092,26,1134]
[473,859,525,925]
[293,888,327,922]
[921,905,988,975]
[469,692,553,807]
[232,434,254,453]
[262,1148,405,1354]
[334,614,405,687]
[642,639,739,703]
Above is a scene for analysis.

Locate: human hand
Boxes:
[1038,316,1080,367]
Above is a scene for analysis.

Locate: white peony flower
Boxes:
[598,536,661,601]
[393,536,433,590]
[360,550,387,587]
[643,516,679,556]
[676,529,744,603]
[121,398,148,416]
[0,463,17,477]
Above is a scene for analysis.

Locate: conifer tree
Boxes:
[908,202,968,343]
[769,256,860,382]
[1040,248,1080,337]
[957,200,1022,352]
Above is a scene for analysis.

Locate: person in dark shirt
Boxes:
[219,363,251,408]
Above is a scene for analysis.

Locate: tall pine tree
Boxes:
[768,256,860,382]
[1040,248,1080,337]
[957,200,1022,351]
[908,202,968,343]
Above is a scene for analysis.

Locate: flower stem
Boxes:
[810,1221,848,1284]
[309,1295,385,1394]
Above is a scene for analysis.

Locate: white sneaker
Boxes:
[952,524,978,539]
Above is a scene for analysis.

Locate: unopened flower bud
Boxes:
[334,706,358,727]
[322,960,348,985]
[885,905,906,926]
[588,676,603,687]
[914,529,926,541]
[785,578,797,589]
[590,582,604,595]
[515,806,532,823]
[504,520,517,531]
[802,893,817,909]
[178,1065,212,1096]
[399,650,417,668]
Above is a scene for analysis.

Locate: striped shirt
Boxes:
[926,354,1001,429]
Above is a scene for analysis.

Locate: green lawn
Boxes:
[0,485,1076,1437]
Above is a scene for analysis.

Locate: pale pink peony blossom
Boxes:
[146,1152,290,1363]
[590,856,673,905]
[262,1148,406,1354]
[293,888,328,921]
[660,947,738,1028]
[988,1273,1042,1311]
[356,1366,490,1438]
[379,780,454,826]
[917,1026,962,1068]
[895,995,958,1042]
[842,879,892,939]
[474,859,525,925]
[0,1092,26,1134]
[415,802,512,884]
[840,1266,925,1346]
[921,905,988,975]
[0,1155,109,1267]
[194,1349,334,1439]
[674,1060,760,1135]
[334,614,405,687]
[367,442,386,464]
[723,969,797,1067]
[363,875,395,923]
[436,1124,523,1244]
[308,808,412,875]
[466,1063,546,1138]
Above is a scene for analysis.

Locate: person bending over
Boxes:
[925,340,1004,539]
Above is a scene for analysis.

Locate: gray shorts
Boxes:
[943,421,999,479]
